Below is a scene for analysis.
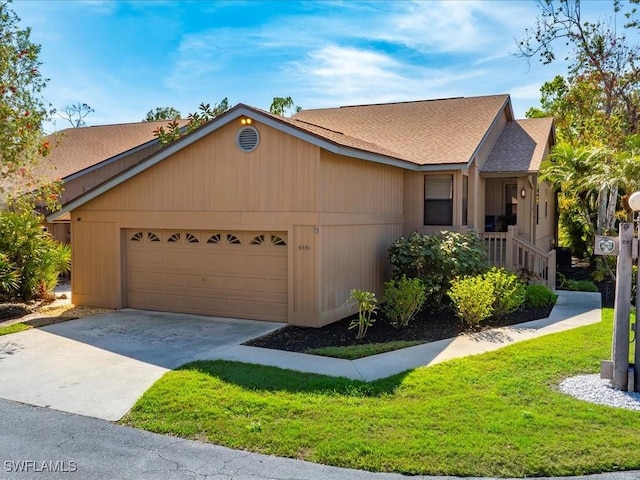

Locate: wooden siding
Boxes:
[318,223,402,326]
[71,220,120,308]
[290,225,318,326]
[535,180,556,250]
[82,121,319,213]
[319,151,403,214]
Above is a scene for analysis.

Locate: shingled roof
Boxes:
[36,120,187,181]
[481,118,554,174]
[290,94,512,165]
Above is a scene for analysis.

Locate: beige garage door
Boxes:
[126,230,288,322]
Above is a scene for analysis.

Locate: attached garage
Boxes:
[49,103,405,327]
[126,230,288,322]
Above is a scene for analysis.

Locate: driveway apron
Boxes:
[0,309,283,421]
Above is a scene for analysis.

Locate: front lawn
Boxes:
[122,309,640,477]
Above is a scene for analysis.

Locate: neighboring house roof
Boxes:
[36,120,187,182]
[290,94,512,165]
[481,118,555,174]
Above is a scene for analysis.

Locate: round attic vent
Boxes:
[236,126,259,152]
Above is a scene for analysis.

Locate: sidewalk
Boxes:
[211,290,602,381]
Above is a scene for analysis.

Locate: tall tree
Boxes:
[143,106,181,122]
[270,96,301,116]
[0,1,55,208]
[521,0,640,253]
[519,0,640,147]
[57,102,93,128]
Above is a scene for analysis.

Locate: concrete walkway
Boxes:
[212,290,602,381]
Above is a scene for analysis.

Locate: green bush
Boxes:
[0,253,19,295]
[383,276,426,329]
[387,231,489,306]
[0,210,71,300]
[449,276,494,325]
[565,279,599,292]
[525,284,557,308]
[483,267,526,317]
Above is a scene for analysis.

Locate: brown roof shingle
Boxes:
[290,94,511,165]
[36,120,187,181]
[481,117,554,173]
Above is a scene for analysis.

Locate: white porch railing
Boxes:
[480,225,556,289]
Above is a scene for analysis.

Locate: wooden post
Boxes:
[547,249,556,290]
[506,225,514,270]
[613,223,633,390]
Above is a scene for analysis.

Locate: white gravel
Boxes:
[559,374,640,411]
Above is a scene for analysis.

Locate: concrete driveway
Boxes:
[0,309,283,421]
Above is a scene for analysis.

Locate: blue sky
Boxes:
[12,0,620,130]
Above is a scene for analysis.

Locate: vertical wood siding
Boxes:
[71,220,120,308]
[319,224,402,326]
[319,152,403,214]
[82,121,319,213]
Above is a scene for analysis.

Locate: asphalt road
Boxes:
[1,399,640,480]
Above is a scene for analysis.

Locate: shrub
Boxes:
[347,289,378,340]
[0,210,71,300]
[483,267,526,317]
[565,279,599,292]
[0,253,19,295]
[383,276,426,329]
[525,284,557,308]
[387,231,489,306]
[449,276,494,325]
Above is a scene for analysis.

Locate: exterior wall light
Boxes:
[520,188,526,199]
[240,117,253,125]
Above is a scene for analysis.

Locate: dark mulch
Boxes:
[245,304,554,353]
[0,304,31,321]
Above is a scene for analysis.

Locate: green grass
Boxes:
[122,309,640,477]
[304,341,423,359]
[0,323,31,336]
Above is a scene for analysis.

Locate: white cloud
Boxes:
[287,44,488,108]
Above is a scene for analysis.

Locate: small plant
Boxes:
[483,268,526,317]
[448,276,494,325]
[383,276,426,329]
[525,284,557,308]
[348,289,378,340]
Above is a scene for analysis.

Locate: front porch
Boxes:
[481,225,556,289]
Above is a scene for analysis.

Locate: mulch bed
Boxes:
[245,304,554,353]
[0,304,31,322]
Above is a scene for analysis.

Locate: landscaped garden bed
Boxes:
[245,303,554,355]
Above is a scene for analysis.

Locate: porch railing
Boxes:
[480,225,556,289]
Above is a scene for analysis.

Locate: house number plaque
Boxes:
[297,244,311,250]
